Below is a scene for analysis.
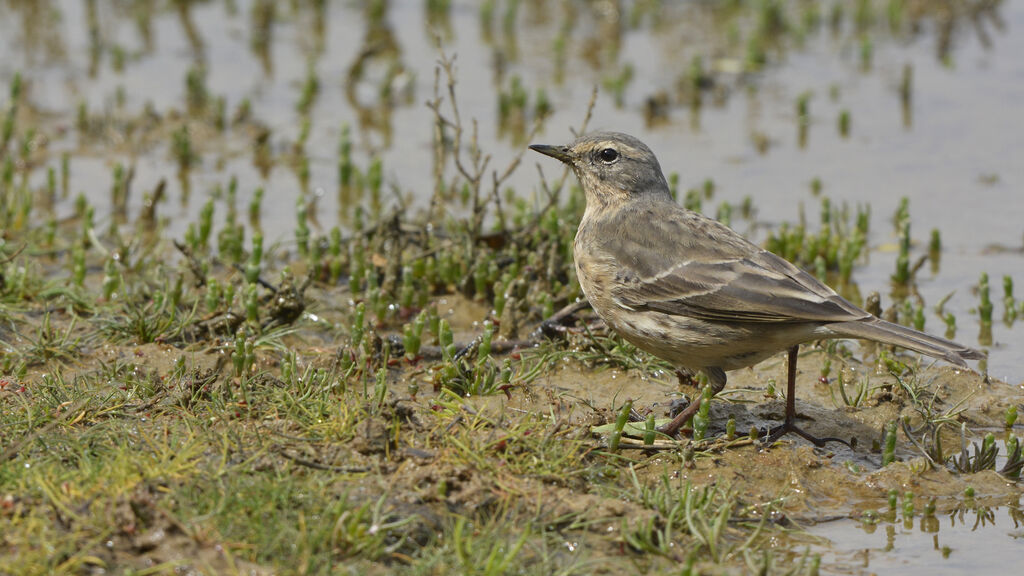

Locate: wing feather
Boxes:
[597,203,869,324]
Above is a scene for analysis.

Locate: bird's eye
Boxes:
[598,148,619,163]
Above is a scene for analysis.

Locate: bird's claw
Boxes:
[761,422,852,448]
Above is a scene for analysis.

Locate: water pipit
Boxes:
[530,132,983,445]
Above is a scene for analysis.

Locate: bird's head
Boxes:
[529,132,671,206]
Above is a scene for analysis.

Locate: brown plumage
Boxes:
[531,132,983,443]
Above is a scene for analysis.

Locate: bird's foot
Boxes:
[762,421,851,448]
[627,407,647,423]
[655,399,702,439]
[653,424,693,440]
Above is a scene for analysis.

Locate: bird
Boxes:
[529,131,984,445]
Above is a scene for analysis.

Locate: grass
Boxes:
[0,348,819,574]
[1,169,1012,574]
[1,312,84,367]
[621,469,777,563]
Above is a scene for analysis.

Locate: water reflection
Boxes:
[814,500,1024,574]
[0,0,1021,376]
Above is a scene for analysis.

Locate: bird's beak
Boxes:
[529,144,573,164]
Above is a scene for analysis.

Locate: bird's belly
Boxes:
[595,301,813,372]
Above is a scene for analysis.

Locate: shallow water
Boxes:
[812,502,1024,575]
[2,1,1019,380]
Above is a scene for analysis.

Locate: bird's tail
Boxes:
[828,318,985,368]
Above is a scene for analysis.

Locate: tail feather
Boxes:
[828,318,984,368]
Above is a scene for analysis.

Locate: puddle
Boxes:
[810,501,1024,575]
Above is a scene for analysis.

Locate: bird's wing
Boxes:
[602,208,870,324]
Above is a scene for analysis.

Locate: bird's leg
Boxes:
[763,346,851,448]
[536,300,590,339]
[655,369,704,438]
[627,406,647,423]
[656,393,702,438]
[674,368,698,386]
